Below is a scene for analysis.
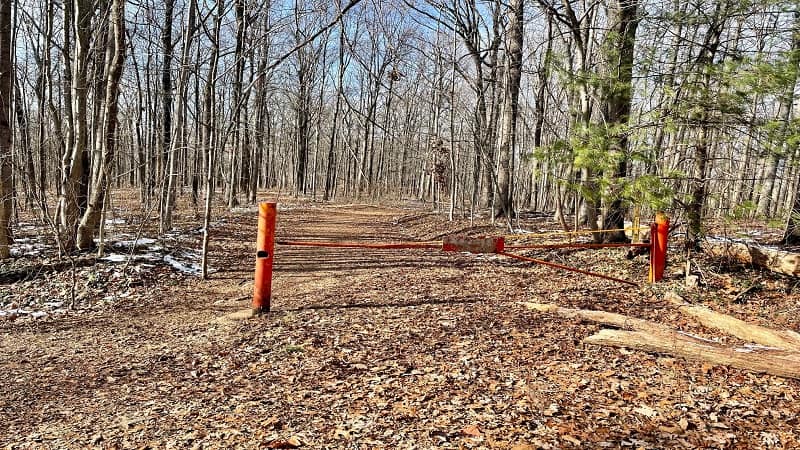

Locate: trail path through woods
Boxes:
[2,202,800,448]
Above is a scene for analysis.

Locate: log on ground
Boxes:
[584,329,800,380]
[704,239,800,277]
[665,291,800,350]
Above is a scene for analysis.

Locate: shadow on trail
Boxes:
[278,296,481,312]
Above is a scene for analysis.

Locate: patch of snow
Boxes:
[10,243,42,257]
[231,206,259,214]
[706,236,753,246]
[113,238,158,249]
[103,253,128,263]
[735,344,783,353]
[31,311,47,319]
[104,218,126,225]
[103,252,162,263]
[163,254,202,276]
[0,309,31,317]
[138,253,163,261]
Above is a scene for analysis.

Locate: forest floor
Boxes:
[2,193,800,449]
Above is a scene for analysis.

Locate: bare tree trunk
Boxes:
[201,0,223,280]
[778,13,800,241]
[75,0,125,249]
[227,0,246,208]
[494,0,522,220]
[13,77,34,208]
[161,0,196,232]
[687,4,726,248]
[448,24,458,221]
[57,0,93,251]
[251,10,272,203]
[59,0,73,202]
[758,11,799,219]
[601,0,639,243]
[325,21,347,202]
[158,0,175,233]
[758,154,780,217]
[533,12,553,153]
[0,0,12,257]
[36,0,55,210]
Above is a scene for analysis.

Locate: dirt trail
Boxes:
[2,202,800,449]
[0,204,458,447]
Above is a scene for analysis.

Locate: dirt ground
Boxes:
[2,196,800,449]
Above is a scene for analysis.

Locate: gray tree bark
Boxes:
[601,0,639,243]
[494,0,523,219]
[75,0,125,249]
[158,0,175,233]
[56,0,93,251]
[0,0,12,257]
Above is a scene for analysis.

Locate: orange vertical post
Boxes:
[253,202,277,314]
[648,212,669,283]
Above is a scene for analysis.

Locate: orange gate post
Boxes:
[253,202,277,314]
[648,212,669,283]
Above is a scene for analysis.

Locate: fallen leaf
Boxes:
[659,425,681,434]
[461,424,481,437]
[633,405,658,418]
[267,436,302,449]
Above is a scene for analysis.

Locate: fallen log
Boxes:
[665,292,800,350]
[584,329,800,380]
[703,238,800,277]
[522,302,672,335]
[522,301,800,380]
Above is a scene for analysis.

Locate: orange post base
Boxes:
[649,212,669,283]
[253,202,277,314]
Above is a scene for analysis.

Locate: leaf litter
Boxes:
[0,200,799,448]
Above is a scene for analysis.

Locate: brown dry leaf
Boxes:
[461,424,481,437]
[701,363,715,375]
[511,445,536,450]
[659,425,681,434]
[6,202,800,450]
[392,403,418,418]
[267,436,302,449]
